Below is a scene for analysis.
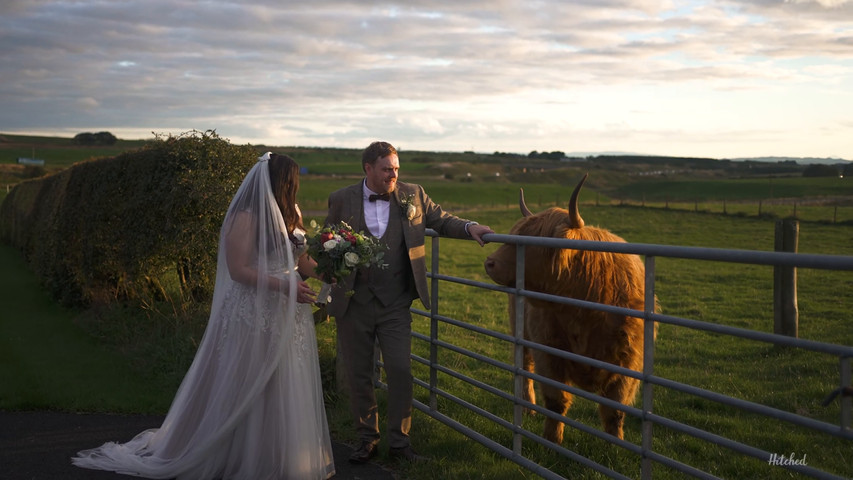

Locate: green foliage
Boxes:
[73,131,117,146]
[0,130,257,307]
[528,150,566,160]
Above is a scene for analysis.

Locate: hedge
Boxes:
[0,130,258,307]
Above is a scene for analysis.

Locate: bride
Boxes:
[73,152,335,479]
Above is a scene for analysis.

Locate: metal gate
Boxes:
[395,230,853,479]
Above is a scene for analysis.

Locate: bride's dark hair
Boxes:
[268,153,304,243]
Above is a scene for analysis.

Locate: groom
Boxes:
[325,141,493,464]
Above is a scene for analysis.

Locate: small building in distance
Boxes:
[17,157,45,166]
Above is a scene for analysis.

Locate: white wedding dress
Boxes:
[73,156,335,480]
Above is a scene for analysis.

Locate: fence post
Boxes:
[429,236,441,411]
[512,244,526,455]
[641,255,657,480]
[774,219,799,337]
[841,356,851,432]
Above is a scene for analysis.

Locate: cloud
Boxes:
[785,0,852,7]
[76,97,99,109]
[0,0,851,158]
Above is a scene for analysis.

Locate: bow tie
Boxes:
[368,193,390,202]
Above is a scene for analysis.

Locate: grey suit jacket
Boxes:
[325,180,472,318]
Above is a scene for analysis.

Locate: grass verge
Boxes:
[0,244,169,413]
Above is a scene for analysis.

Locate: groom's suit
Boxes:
[325,180,473,449]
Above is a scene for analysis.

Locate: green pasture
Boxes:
[609,176,852,202]
[3,201,852,479]
[2,133,852,478]
[296,175,853,225]
[0,134,150,168]
[296,176,600,214]
[382,207,853,479]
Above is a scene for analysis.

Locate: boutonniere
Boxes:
[400,193,417,221]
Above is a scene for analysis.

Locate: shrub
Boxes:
[73,131,118,146]
[1,130,257,308]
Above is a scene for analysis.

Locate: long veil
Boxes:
[73,153,332,479]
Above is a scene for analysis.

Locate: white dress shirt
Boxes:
[362,181,390,238]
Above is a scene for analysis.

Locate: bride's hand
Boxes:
[295,280,317,304]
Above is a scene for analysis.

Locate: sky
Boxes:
[1,0,852,159]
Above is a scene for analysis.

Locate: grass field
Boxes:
[0,244,172,413]
[2,133,852,478]
[6,205,849,478]
[392,207,853,479]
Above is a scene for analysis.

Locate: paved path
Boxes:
[0,411,397,480]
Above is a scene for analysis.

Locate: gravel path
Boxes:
[0,411,396,480]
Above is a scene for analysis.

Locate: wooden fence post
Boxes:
[774,219,799,337]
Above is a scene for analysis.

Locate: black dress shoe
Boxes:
[349,441,378,464]
[389,446,428,463]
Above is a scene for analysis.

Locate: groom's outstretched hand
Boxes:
[468,224,495,247]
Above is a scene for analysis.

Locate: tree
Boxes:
[802,164,840,177]
[94,131,117,145]
[73,131,117,145]
[73,132,96,145]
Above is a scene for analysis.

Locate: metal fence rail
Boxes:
[396,229,853,479]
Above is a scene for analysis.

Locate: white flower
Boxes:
[344,252,360,267]
[323,239,338,251]
[400,193,417,221]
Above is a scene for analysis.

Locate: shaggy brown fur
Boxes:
[484,175,658,442]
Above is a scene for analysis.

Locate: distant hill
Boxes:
[565,152,850,165]
[728,156,851,165]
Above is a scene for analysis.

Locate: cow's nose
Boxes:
[484,258,494,271]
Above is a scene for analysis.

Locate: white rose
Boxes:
[344,252,360,267]
[406,203,417,220]
[323,239,338,251]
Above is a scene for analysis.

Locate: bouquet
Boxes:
[306,220,388,305]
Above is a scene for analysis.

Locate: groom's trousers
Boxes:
[336,294,414,449]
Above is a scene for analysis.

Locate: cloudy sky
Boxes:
[1,0,852,159]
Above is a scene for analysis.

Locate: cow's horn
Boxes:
[567,173,588,228]
[519,188,533,217]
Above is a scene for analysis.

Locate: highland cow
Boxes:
[484,174,658,442]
